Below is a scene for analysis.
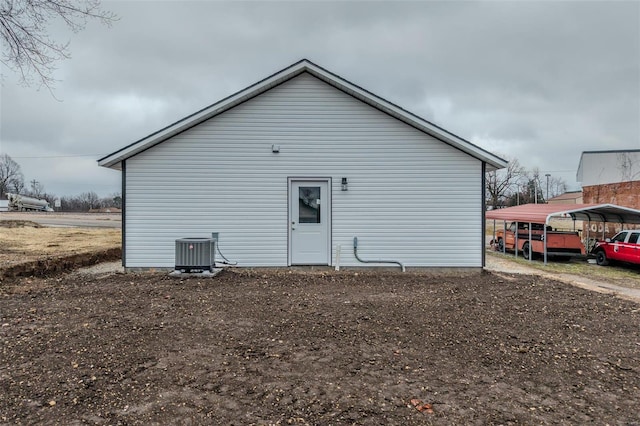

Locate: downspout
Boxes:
[121,160,126,268]
[353,237,405,272]
[482,162,487,268]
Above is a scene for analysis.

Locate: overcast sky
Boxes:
[1,0,639,197]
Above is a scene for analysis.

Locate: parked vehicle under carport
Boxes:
[491,221,584,260]
[592,230,640,266]
[487,203,640,265]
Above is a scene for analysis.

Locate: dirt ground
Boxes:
[1,269,639,425]
[485,253,640,303]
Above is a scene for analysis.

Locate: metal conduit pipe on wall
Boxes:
[353,237,405,272]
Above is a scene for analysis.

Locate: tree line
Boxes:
[0,153,120,212]
[485,158,568,210]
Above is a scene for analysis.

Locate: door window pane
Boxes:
[628,233,638,244]
[299,186,320,223]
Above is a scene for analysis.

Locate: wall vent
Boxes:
[175,238,216,272]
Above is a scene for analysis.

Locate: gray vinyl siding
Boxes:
[125,72,482,268]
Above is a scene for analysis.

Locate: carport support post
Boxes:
[503,221,507,254]
[528,222,532,262]
[515,221,518,259]
[544,224,548,265]
[493,219,496,249]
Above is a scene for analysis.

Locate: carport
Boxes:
[486,203,640,264]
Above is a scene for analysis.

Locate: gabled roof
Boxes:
[98,59,507,171]
[486,203,640,225]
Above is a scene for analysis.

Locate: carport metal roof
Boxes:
[486,203,640,225]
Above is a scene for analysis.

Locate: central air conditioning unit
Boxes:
[175,237,216,272]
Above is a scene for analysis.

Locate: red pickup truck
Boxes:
[591,230,640,266]
[492,221,585,260]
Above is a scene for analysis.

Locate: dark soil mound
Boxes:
[0,248,121,279]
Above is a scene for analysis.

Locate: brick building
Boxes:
[577,149,640,208]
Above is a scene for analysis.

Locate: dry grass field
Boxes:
[0,221,121,278]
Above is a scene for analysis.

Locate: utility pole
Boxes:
[517,184,522,205]
[545,173,551,203]
[30,179,40,197]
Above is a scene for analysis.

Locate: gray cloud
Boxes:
[1,0,638,196]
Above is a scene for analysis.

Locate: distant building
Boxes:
[547,190,583,205]
[544,191,584,233]
[577,149,640,238]
[577,149,640,210]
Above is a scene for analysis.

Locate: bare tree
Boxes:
[78,190,100,210]
[529,168,544,203]
[0,0,117,88]
[112,193,122,209]
[10,177,24,194]
[103,192,121,209]
[617,152,639,182]
[0,153,24,196]
[548,175,568,199]
[485,158,526,209]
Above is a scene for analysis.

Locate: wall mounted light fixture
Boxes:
[341,177,348,191]
[271,144,280,153]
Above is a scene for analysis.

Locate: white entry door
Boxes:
[290,179,330,265]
